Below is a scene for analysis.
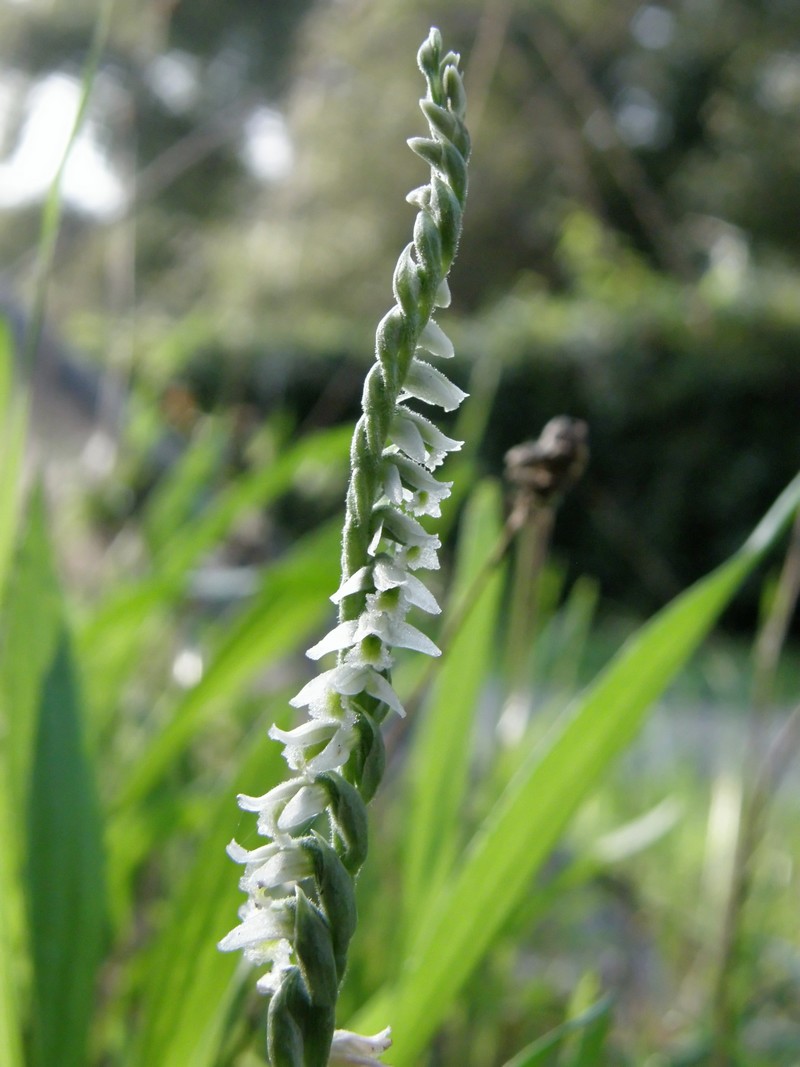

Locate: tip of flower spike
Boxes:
[417,28,442,77]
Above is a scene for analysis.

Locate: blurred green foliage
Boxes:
[1,0,798,616]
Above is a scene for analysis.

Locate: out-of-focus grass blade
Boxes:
[558,973,612,1066]
[0,764,24,1067]
[0,491,65,1066]
[1,490,63,809]
[536,575,600,699]
[353,472,800,1063]
[114,518,340,809]
[402,480,504,955]
[128,723,287,1067]
[141,417,230,554]
[0,318,27,605]
[499,996,614,1067]
[26,629,106,1067]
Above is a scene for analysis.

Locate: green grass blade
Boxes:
[499,996,614,1067]
[141,417,230,553]
[26,629,107,1067]
[114,518,340,809]
[402,480,504,954]
[0,318,27,605]
[1,489,64,811]
[128,726,287,1067]
[354,472,800,1063]
[0,763,24,1067]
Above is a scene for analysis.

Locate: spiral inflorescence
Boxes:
[219,29,470,1067]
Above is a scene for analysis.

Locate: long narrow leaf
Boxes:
[0,318,27,605]
[26,629,107,1067]
[353,472,800,1063]
[0,762,24,1067]
[1,491,64,806]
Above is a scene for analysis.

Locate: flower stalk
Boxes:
[219,28,471,1067]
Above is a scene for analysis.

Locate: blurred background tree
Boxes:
[1,0,799,618]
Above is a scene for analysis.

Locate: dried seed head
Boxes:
[504,416,590,503]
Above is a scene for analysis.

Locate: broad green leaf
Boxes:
[128,724,287,1067]
[353,472,800,1063]
[402,480,504,955]
[26,629,107,1067]
[114,518,340,809]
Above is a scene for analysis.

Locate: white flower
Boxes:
[354,601,441,658]
[277,783,328,830]
[400,358,468,412]
[271,717,358,774]
[303,723,359,775]
[328,1026,392,1066]
[373,557,440,614]
[390,408,463,470]
[240,843,313,893]
[391,537,441,572]
[390,410,428,464]
[217,898,294,960]
[291,663,402,712]
[268,718,342,749]
[387,453,452,517]
[379,505,436,548]
[238,778,310,837]
[254,938,293,995]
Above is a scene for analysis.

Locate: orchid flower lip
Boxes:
[328,1026,393,1067]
